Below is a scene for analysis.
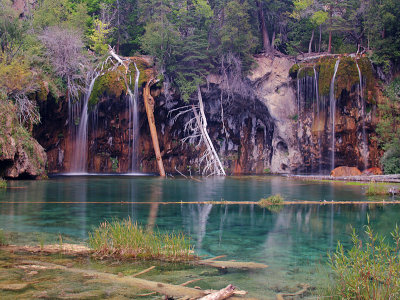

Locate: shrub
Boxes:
[88,218,194,261]
[258,194,284,207]
[328,223,400,299]
[380,145,400,174]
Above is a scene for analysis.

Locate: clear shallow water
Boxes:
[1,176,400,298]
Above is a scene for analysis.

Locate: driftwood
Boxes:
[199,284,236,300]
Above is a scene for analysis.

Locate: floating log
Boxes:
[1,244,91,255]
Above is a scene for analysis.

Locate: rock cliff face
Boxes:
[291,56,381,173]
[34,54,381,175]
[0,102,47,179]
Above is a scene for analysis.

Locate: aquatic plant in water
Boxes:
[258,194,284,207]
[88,218,194,261]
[327,223,400,299]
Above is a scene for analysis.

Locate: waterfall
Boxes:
[313,66,323,174]
[329,59,340,171]
[355,60,368,169]
[127,62,140,172]
[70,72,100,173]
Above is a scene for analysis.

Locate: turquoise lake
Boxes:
[1,175,400,298]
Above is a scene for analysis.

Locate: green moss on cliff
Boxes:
[317,57,336,96]
[336,56,359,98]
[89,59,151,107]
[89,66,127,107]
[298,66,314,79]
[289,64,300,79]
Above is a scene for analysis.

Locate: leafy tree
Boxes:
[219,0,256,70]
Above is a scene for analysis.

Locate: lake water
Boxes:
[1,175,399,298]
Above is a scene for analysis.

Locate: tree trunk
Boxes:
[144,79,166,177]
[257,0,271,53]
[308,29,314,54]
[328,8,332,53]
[318,25,322,53]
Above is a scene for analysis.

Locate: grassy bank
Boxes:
[88,218,194,261]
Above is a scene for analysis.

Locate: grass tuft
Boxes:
[258,194,284,208]
[88,218,194,261]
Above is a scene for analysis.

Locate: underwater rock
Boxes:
[330,166,362,177]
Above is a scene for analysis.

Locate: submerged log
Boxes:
[19,260,252,299]
[21,260,206,298]
[198,259,268,270]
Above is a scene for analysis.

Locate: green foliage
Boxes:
[380,144,400,174]
[33,0,90,32]
[258,194,284,207]
[0,179,6,189]
[89,19,112,55]
[328,223,400,299]
[88,218,194,261]
[219,0,256,70]
[110,157,118,172]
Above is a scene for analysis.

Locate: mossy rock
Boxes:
[89,59,151,107]
[317,57,337,96]
[289,64,300,79]
[89,66,127,107]
[298,66,315,79]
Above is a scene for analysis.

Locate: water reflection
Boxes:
[0,177,399,265]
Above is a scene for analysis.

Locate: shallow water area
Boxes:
[1,175,400,299]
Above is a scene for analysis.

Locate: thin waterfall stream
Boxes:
[355,59,368,169]
[70,72,100,173]
[330,59,340,171]
[127,62,140,172]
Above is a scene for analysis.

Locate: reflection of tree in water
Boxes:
[181,178,226,249]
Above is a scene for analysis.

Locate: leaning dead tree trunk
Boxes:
[144,78,166,177]
[108,46,166,177]
[194,86,225,176]
[169,86,226,176]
